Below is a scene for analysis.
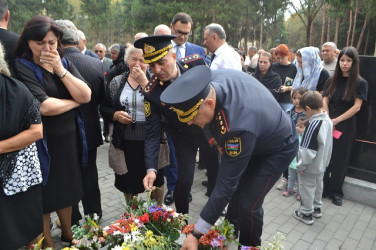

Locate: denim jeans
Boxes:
[288,167,299,193]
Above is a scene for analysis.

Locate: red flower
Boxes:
[139,213,150,223]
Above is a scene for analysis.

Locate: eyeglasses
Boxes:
[95,50,104,53]
[172,26,192,37]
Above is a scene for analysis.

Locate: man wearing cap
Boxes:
[133,35,219,215]
[161,66,299,248]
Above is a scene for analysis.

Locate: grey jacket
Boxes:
[297,111,333,174]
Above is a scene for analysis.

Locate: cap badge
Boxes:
[144,44,156,54]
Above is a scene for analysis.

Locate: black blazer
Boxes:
[63,47,105,150]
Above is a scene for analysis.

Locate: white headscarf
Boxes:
[292,47,323,91]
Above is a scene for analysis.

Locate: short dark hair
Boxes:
[171,12,193,26]
[299,91,323,110]
[0,0,8,20]
[14,16,64,61]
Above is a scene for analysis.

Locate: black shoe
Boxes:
[104,136,110,143]
[202,180,208,187]
[332,195,342,206]
[60,235,73,246]
[164,190,175,205]
[220,209,226,217]
[205,191,209,197]
[188,193,192,202]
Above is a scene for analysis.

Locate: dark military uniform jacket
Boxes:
[143,54,206,171]
[196,69,298,232]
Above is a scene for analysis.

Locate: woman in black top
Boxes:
[272,44,297,112]
[322,47,368,206]
[253,52,282,100]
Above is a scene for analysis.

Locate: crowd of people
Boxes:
[0,0,369,248]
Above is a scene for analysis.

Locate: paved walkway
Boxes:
[51,143,376,249]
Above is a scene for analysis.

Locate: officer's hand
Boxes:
[143,171,157,191]
[131,66,149,89]
[114,111,132,124]
[181,234,199,250]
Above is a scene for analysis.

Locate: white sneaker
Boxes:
[312,208,322,218]
[293,210,314,225]
[276,177,288,190]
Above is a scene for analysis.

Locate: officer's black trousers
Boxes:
[226,141,298,247]
[171,132,219,214]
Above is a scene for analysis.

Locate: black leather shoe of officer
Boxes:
[188,193,192,202]
[202,180,208,187]
[104,135,110,143]
[164,190,175,205]
[332,194,342,206]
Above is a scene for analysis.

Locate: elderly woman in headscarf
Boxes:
[292,47,330,92]
[106,43,129,84]
[0,42,44,249]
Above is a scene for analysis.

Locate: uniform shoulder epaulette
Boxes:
[216,109,230,135]
[143,76,160,95]
[179,53,207,69]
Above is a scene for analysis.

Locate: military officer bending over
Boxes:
[161,66,299,248]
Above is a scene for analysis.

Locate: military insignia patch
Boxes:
[224,137,241,157]
[144,101,151,117]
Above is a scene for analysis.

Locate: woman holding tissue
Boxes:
[13,16,91,248]
[322,47,368,206]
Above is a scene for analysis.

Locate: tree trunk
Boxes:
[351,0,358,46]
[334,17,340,45]
[346,2,353,47]
[363,25,370,55]
[259,20,263,49]
[321,3,326,46]
[309,19,314,46]
[327,16,331,41]
[356,14,368,50]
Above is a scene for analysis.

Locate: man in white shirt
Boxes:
[244,46,258,73]
[321,42,337,77]
[203,23,241,71]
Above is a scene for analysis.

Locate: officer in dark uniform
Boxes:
[161,65,299,248]
[133,35,219,215]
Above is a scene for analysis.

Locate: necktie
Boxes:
[176,45,182,60]
[209,53,216,67]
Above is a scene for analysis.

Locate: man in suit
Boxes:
[77,30,99,59]
[0,0,19,70]
[56,20,105,224]
[154,24,171,35]
[94,43,113,74]
[170,13,206,60]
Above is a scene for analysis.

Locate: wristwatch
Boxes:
[59,69,68,78]
[190,229,203,240]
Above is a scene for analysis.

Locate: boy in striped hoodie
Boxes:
[293,91,333,225]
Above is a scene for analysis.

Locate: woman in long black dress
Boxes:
[322,47,368,206]
[0,42,44,250]
[14,16,91,248]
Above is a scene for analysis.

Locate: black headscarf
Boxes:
[253,64,282,100]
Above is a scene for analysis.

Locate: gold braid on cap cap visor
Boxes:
[143,44,172,63]
[170,99,204,123]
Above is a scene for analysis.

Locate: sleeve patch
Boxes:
[144,101,151,117]
[225,137,241,157]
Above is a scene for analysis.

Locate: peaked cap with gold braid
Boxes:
[160,65,211,123]
[134,35,177,64]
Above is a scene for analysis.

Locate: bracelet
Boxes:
[190,229,203,240]
[59,69,68,78]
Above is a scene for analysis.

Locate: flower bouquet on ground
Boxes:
[70,214,106,249]
[66,190,190,249]
[182,217,236,250]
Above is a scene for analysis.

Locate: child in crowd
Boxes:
[277,87,307,191]
[293,91,333,225]
[283,116,309,200]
